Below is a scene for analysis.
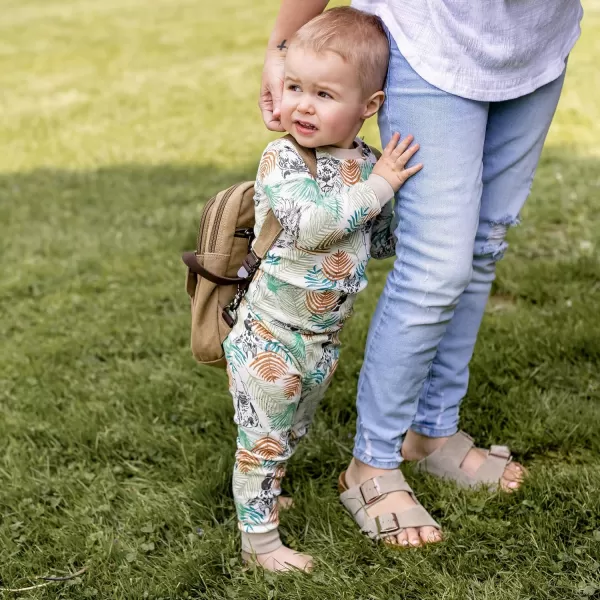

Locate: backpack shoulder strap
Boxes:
[252,135,318,259]
[253,210,283,259]
[283,133,318,178]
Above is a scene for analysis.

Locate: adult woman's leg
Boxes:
[345,35,489,546]
[405,69,567,490]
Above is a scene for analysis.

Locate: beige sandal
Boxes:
[414,430,515,491]
[338,470,440,543]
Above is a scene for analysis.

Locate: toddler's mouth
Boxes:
[294,120,318,131]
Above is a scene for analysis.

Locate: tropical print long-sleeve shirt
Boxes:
[245,136,396,335]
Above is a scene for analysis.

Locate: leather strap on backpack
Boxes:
[219,136,320,326]
[181,252,248,285]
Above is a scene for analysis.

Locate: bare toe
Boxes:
[396,529,410,547]
[500,460,527,491]
[501,474,522,491]
[503,466,521,482]
[277,496,294,510]
[420,526,441,544]
[508,462,526,479]
[405,527,422,547]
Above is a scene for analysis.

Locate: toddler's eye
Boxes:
[288,84,301,92]
[318,91,332,99]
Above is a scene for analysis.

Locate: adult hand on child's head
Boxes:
[373,132,423,193]
[259,51,286,132]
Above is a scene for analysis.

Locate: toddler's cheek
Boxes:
[279,108,293,130]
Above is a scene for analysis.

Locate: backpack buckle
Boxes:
[222,279,249,328]
[237,249,260,279]
[222,307,237,328]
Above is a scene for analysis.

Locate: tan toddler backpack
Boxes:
[182,135,318,368]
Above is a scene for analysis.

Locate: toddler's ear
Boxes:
[362,91,385,119]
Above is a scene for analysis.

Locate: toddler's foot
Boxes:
[241,530,313,573]
[401,429,526,491]
[242,544,313,572]
[277,496,294,510]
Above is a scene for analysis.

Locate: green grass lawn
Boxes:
[1,0,599,597]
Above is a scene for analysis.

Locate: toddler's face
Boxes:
[280,46,375,149]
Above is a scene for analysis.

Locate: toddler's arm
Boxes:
[368,131,423,259]
[258,139,392,251]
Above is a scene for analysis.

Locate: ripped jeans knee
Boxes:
[476,215,520,263]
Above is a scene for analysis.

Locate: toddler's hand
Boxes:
[372,132,423,193]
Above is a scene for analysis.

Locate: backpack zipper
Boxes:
[234,228,254,238]
[197,195,216,253]
[208,183,242,253]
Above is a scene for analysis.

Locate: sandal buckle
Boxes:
[375,513,400,535]
[360,479,382,505]
[490,445,511,460]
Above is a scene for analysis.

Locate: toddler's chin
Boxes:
[287,132,322,149]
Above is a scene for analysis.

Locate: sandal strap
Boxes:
[361,506,440,539]
[473,445,512,484]
[340,471,440,540]
[415,431,474,485]
[435,431,475,468]
[359,471,413,504]
[340,471,412,516]
[415,431,512,490]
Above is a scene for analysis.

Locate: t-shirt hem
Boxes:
[358,0,581,102]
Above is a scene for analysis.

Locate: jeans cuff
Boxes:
[409,424,459,438]
[352,448,401,469]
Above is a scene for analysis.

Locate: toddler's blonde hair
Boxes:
[290,7,389,97]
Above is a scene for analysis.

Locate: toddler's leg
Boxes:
[289,340,340,452]
[224,313,313,572]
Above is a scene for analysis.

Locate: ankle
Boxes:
[401,430,448,461]
[347,457,393,484]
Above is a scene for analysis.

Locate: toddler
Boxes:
[223,7,422,572]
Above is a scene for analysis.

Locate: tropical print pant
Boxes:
[223,299,340,534]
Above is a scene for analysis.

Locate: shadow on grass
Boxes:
[0,150,598,487]
[0,161,255,258]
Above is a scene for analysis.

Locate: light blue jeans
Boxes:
[354,35,567,469]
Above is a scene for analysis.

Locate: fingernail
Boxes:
[509,481,518,489]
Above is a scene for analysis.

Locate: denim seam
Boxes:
[353,448,400,470]
[410,424,459,438]
[354,64,404,466]
[356,54,402,412]
[420,359,435,408]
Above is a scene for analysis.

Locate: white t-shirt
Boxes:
[351,0,583,101]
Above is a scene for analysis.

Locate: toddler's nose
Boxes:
[297,98,315,114]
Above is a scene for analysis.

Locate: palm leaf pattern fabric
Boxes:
[245,137,395,333]
[225,138,394,535]
[226,302,339,534]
